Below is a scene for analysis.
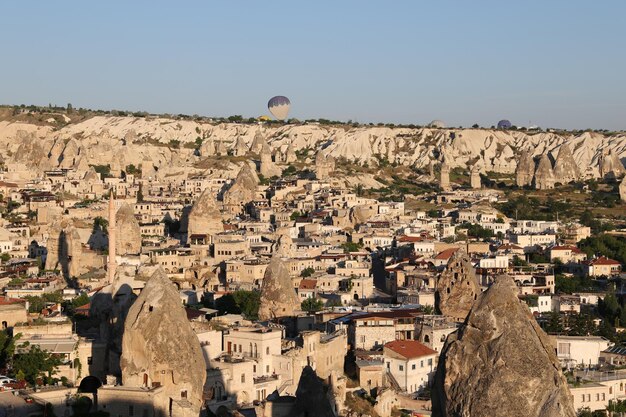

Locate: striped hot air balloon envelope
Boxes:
[267,96,291,120]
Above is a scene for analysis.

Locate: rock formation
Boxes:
[15,131,49,169]
[140,157,157,180]
[115,203,141,256]
[515,149,534,187]
[258,254,300,320]
[599,149,626,180]
[121,268,206,417]
[187,188,223,239]
[222,162,259,215]
[199,137,215,157]
[620,177,626,203]
[533,154,556,190]
[470,164,481,189]
[292,366,336,417]
[59,139,80,169]
[348,204,377,226]
[215,140,227,156]
[435,250,479,322]
[315,151,335,181]
[439,158,451,191]
[432,275,576,417]
[285,142,297,164]
[83,166,101,183]
[259,142,281,178]
[553,143,580,184]
[250,130,266,154]
[45,220,87,279]
[233,135,249,156]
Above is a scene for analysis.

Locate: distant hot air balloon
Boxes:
[497,119,512,129]
[267,96,291,120]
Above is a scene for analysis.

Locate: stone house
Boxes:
[383,340,437,393]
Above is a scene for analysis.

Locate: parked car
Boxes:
[0,376,16,387]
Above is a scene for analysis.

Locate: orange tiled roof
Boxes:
[384,340,437,359]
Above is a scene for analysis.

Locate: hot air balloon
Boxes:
[497,119,512,129]
[267,96,291,120]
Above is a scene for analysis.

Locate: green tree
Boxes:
[93,216,108,233]
[231,290,261,321]
[300,267,315,278]
[301,298,324,312]
[544,311,564,334]
[214,290,261,321]
[0,330,18,370]
[13,343,63,385]
[341,242,362,253]
[290,211,302,221]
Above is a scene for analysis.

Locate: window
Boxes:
[266,347,270,355]
[241,374,245,383]
[253,365,256,373]
[420,360,424,367]
[428,358,433,366]
[412,364,416,370]
[399,365,404,371]
[557,343,570,355]
[386,362,390,369]
[266,365,270,373]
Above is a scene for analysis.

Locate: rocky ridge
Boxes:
[1,117,625,181]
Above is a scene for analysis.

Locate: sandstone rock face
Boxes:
[292,366,336,417]
[432,275,576,417]
[515,149,535,187]
[199,138,215,157]
[439,159,451,191]
[187,188,223,238]
[258,255,299,320]
[233,135,249,156]
[14,131,49,169]
[599,149,626,179]
[83,167,101,183]
[349,204,377,226]
[533,154,556,190]
[470,164,481,189]
[121,268,206,417]
[4,117,626,182]
[250,130,266,154]
[553,143,580,184]
[620,177,626,203]
[45,220,86,279]
[115,203,141,255]
[214,140,227,156]
[222,162,259,214]
[260,142,282,178]
[315,151,335,180]
[285,143,297,164]
[436,251,479,322]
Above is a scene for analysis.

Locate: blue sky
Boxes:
[1,1,625,129]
